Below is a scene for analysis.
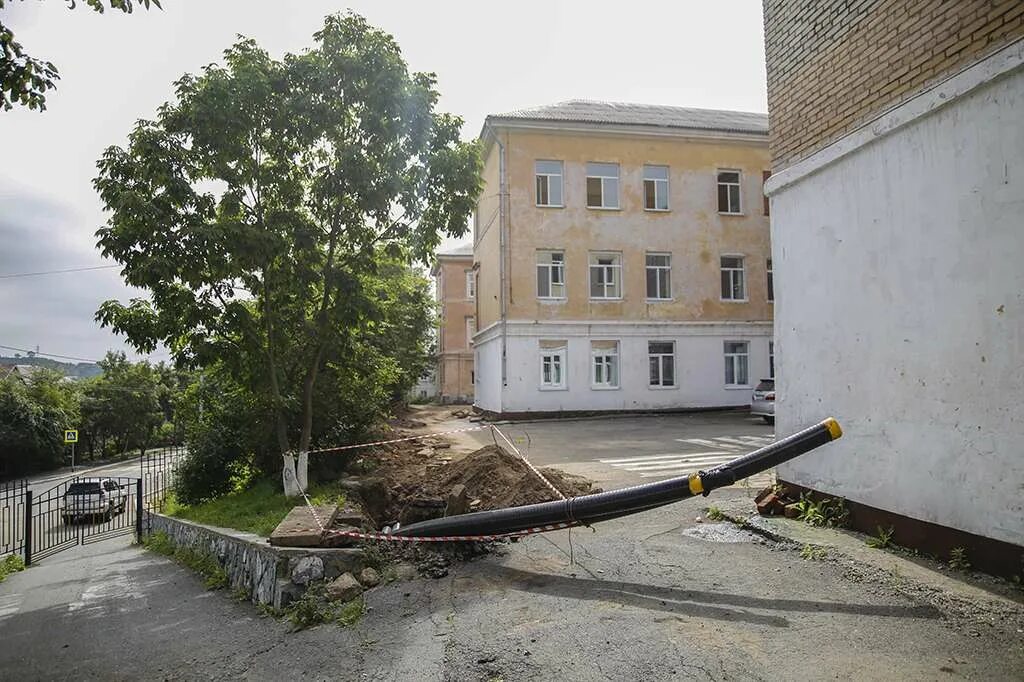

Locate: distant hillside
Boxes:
[0,356,102,379]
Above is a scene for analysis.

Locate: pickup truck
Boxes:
[62,478,127,524]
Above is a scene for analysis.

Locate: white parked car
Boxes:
[62,478,127,524]
[750,378,775,424]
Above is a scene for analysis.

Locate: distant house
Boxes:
[430,243,475,404]
[0,364,43,382]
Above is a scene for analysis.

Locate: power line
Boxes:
[0,344,101,364]
[0,264,120,280]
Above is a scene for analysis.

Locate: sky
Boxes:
[0,0,768,364]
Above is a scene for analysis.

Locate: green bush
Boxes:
[0,554,26,582]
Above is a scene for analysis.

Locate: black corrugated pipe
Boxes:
[394,417,842,538]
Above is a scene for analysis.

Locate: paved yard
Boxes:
[442,410,777,490]
[1,507,1021,681]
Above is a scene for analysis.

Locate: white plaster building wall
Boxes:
[473,330,504,413]
[769,52,1024,546]
[492,321,772,413]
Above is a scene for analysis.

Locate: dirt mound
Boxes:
[361,444,600,527]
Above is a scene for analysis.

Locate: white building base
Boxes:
[474,320,772,416]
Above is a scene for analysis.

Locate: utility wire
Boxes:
[0,264,120,280]
[0,344,101,364]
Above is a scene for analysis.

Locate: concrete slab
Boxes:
[268,504,338,547]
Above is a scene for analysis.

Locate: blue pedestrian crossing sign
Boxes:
[64,429,78,444]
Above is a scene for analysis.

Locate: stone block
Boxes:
[358,567,380,588]
[321,549,366,580]
[326,572,363,602]
[290,555,324,585]
[445,483,469,517]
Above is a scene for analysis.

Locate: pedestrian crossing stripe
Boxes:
[598,434,777,484]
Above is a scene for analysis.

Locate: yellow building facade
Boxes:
[472,101,774,416]
[431,244,475,403]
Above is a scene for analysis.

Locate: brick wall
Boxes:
[764,0,1024,168]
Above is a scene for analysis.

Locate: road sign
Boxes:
[64,429,78,444]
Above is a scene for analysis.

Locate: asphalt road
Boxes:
[449,411,777,490]
[1,508,1021,680]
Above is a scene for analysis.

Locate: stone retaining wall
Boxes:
[145,512,366,608]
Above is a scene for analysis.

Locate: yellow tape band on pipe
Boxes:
[824,417,843,440]
[688,473,704,496]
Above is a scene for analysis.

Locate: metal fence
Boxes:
[142,444,185,512]
[0,479,27,559]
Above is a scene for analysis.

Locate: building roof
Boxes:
[436,243,473,258]
[486,100,769,136]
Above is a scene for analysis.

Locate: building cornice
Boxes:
[481,119,769,147]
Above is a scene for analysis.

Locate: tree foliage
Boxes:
[0,0,161,112]
[94,12,481,494]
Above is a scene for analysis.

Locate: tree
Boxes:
[80,352,162,457]
[1,0,160,111]
[0,368,78,476]
[94,13,481,495]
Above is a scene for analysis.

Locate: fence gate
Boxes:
[24,476,142,565]
[1,480,27,559]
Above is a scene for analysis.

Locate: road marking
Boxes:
[599,451,732,464]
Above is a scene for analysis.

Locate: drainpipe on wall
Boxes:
[496,132,509,392]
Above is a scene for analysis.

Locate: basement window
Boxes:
[539,340,567,390]
[591,340,619,389]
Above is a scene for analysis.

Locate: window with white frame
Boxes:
[537,250,566,299]
[766,258,774,302]
[539,340,567,389]
[643,165,669,211]
[465,270,475,300]
[589,252,622,299]
[645,253,671,300]
[724,341,749,387]
[591,340,619,388]
[586,162,620,209]
[535,160,563,207]
[648,341,675,388]
[720,255,746,301]
[717,170,742,214]
[769,340,775,379]
[465,316,476,347]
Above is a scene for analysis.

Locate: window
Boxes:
[465,270,476,300]
[591,340,619,389]
[769,340,775,379]
[535,160,564,207]
[537,251,566,299]
[645,253,671,300]
[724,341,750,387]
[465,316,476,346]
[539,340,567,389]
[762,170,771,216]
[586,162,620,209]
[766,258,774,302]
[648,341,675,388]
[643,165,669,211]
[720,256,746,301]
[589,252,622,299]
[717,170,741,214]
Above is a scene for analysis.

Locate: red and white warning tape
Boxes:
[306,424,491,454]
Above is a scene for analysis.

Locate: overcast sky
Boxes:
[0,0,768,363]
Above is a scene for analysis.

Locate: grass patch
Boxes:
[0,554,26,583]
[799,543,829,561]
[866,525,895,550]
[794,493,849,528]
[285,582,365,631]
[165,479,347,537]
[705,505,726,521]
[143,531,228,590]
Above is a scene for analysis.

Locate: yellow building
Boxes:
[431,244,475,403]
[473,100,773,416]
